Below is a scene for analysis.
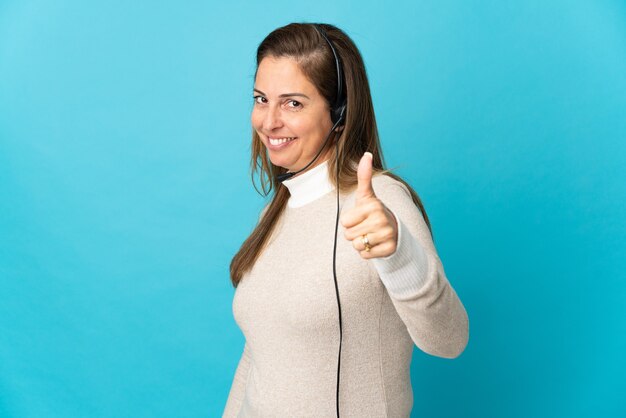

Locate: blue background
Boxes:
[1,0,625,417]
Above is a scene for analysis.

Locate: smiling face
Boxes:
[251,55,334,173]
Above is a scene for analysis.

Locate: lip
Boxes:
[265,136,298,151]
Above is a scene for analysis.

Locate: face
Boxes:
[251,56,334,173]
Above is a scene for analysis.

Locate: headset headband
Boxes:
[313,24,347,126]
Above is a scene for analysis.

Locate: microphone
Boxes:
[276,116,344,183]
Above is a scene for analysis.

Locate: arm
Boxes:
[222,342,251,417]
[372,180,469,359]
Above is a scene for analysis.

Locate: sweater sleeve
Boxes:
[222,342,251,417]
[372,211,430,295]
[371,177,469,359]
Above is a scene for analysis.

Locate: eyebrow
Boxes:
[253,88,310,100]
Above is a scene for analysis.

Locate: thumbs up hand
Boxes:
[340,152,398,259]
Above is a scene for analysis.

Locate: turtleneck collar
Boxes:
[282,160,334,208]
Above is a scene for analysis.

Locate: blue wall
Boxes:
[1,1,624,417]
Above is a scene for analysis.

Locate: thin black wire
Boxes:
[277,119,343,414]
[276,118,342,183]
[332,135,342,418]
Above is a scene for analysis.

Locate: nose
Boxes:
[263,105,283,131]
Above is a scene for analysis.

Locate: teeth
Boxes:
[269,137,296,145]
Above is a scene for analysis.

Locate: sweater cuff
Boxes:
[372,211,430,297]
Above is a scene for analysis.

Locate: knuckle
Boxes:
[373,201,384,213]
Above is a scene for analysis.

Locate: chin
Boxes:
[266,150,302,172]
[266,155,294,172]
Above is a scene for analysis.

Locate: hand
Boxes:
[340,152,398,259]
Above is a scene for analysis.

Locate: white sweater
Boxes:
[224,161,469,417]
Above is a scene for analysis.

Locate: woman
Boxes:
[224,23,469,417]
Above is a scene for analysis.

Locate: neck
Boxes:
[282,160,334,208]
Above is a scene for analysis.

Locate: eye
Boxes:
[253,95,267,105]
[286,99,302,109]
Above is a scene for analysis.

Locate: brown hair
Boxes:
[229,23,432,287]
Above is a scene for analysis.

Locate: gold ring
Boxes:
[362,234,372,252]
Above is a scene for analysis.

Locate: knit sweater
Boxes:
[223,161,469,417]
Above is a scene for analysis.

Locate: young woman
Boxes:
[224,22,469,417]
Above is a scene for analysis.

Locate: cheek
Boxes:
[288,117,315,136]
[250,109,263,130]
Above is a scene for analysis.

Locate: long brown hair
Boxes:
[230,23,432,287]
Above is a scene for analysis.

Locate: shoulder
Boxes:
[371,172,413,202]
[342,171,419,216]
[369,172,429,229]
[342,172,418,218]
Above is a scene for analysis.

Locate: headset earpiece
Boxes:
[332,103,347,126]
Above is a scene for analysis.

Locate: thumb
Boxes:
[356,152,375,201]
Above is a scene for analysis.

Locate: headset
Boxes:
[275,23,346,418]
[275,24,347,183]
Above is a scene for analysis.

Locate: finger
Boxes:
[350,230,386,251]
[359,241,397,260]
[345,222,395,243]
[356,152,375,202]
[340,209,367,229]
[342,202,390,235]
[340,202,380,229]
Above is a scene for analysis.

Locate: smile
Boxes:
[269,137,297,146]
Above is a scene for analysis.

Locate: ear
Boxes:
[334,126,345,132]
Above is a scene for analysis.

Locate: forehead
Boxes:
[255,56,318,96]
